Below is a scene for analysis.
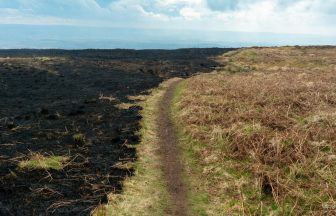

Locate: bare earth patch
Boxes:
[157,78,189,215]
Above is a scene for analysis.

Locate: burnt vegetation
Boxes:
[0,48,233,215]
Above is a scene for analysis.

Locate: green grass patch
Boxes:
[19,154,68,170]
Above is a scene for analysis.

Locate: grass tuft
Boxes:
[19,153,68,170]
[73,133,85,144]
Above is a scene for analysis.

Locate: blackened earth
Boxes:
[0,48,233,215]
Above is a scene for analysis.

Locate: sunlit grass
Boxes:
[93,79,183,215]
[172,47,336,215]
[19,153,68,170]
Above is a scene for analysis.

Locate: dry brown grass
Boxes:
[174,47,336,215]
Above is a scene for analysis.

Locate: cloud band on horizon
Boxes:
[0,0,335,35]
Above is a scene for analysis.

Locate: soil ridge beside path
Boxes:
[157,78,189,216]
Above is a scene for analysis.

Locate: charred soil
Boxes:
[0,48,232,215]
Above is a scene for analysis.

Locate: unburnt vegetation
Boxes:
[174,47,336,214]
[0,48,232,215]
[19,153,69,171]
[94,79,182,216]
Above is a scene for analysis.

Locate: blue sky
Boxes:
[0,0,335,48]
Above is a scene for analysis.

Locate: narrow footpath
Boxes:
[157,79,189,216]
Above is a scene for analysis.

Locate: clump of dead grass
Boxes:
[114,103,134,110]
[99,94,117,103]
[174,47,336,215]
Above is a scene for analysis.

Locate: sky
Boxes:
[0,0,335,49]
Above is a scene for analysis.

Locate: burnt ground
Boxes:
[0,48,233,215]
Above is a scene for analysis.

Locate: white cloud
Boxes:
[180,7,201,20]
[0,7,78,25]
[0,0,335,35]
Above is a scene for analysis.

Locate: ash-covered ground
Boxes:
[0,48,233,215]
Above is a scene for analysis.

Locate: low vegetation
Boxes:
[173,47,336,215]
[72,133,85,144]
[93,79,184,215]
[19,153,68,170]
[0,48,231,214]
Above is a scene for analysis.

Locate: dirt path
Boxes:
[157,78,189,216]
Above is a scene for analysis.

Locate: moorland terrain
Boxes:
[1,46,336,216]
[0,48,233,215]
[173,46,336,215]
